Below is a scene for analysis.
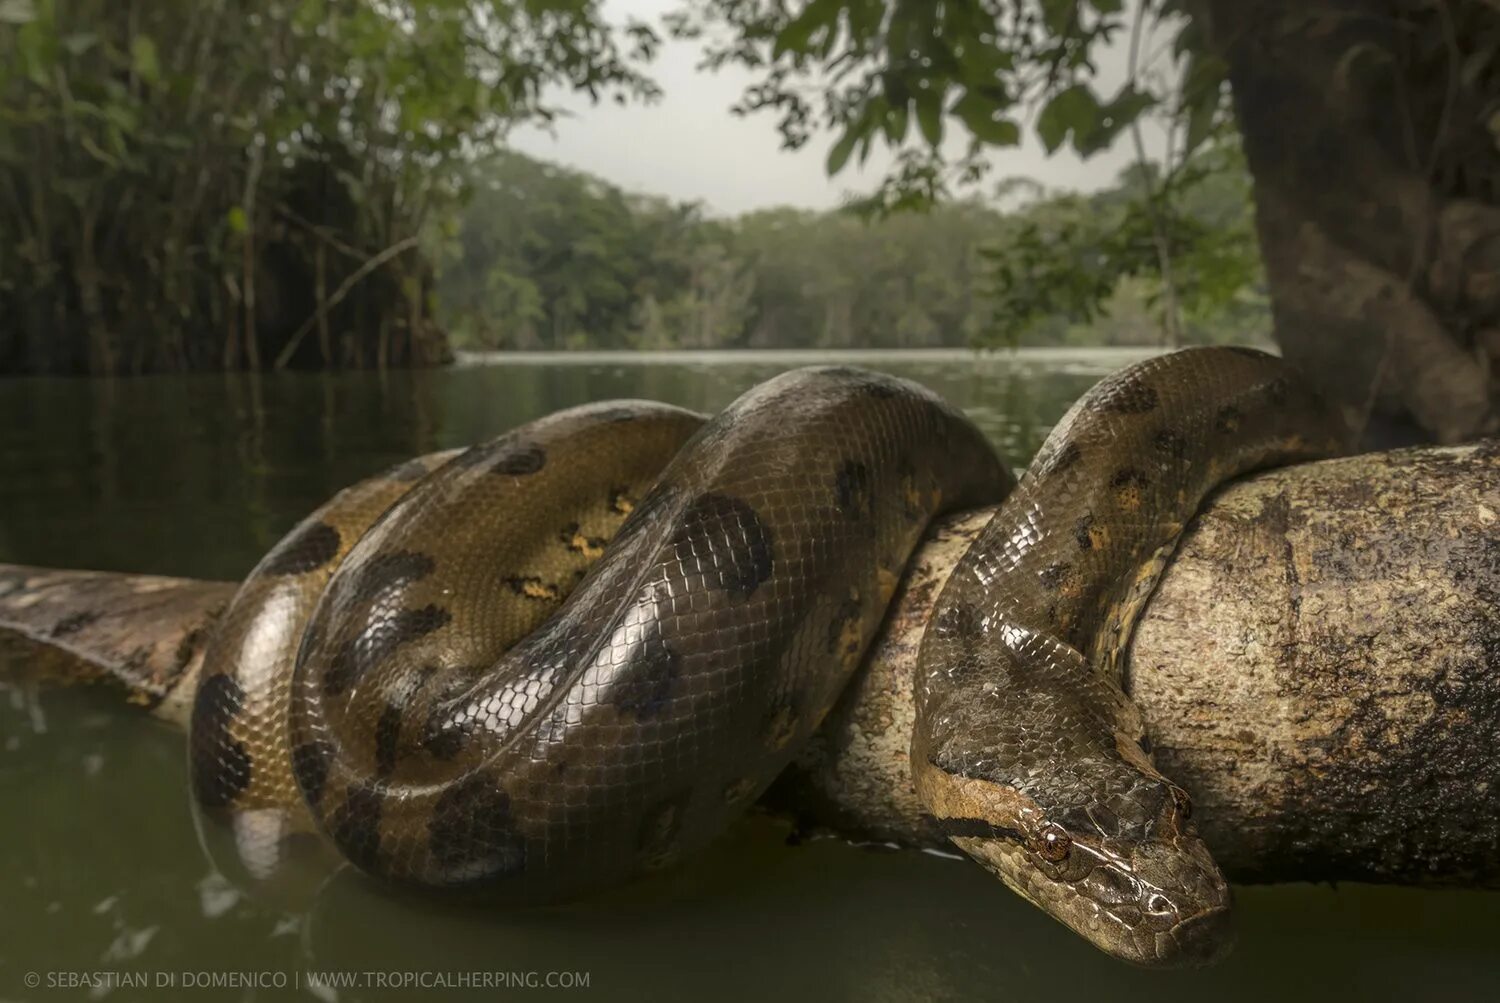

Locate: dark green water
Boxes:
[0,349,1495,1002]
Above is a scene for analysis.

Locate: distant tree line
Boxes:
[433,148,1272,353]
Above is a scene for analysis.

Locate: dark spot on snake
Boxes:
[761,697,800,750]
[1074,514,1098,552]
[1153,428,1187,459]
[1097,375,1160,414]
[1215,404,1243,434]
[674,493,774,599]
[50,609,100,637]
[418,673,478,760]
[1038,562,1072,592]
[260,521,342,577]
[348,550,435,604]
[826,595,864,655]
[1038,441,1083,476]
[613,627,681,719]
[322,604,451,697]
[428,774,526,883]
[375,703,403,777]
[387,457,432,482]
[834,460,873,520]
[420,716,468,761]
[189,674,252,809]
[291,740,335,807]
[1110,468,1150,492]
[329,783,384,872]
[490,444,546,476]
[609,487,634,514]
[936,599,983,637]
[638,791,692,867]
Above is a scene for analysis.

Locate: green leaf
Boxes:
[1078,85,1155,156]
[826,124,859,174]
[1180,53,1227,157]
[17,21,55,86]
[952,91,1019,147]
[1036,84,1099,154]
[130,35,159,84]
[915,86,943,147]
[881,103,909,145]
[773,0,840,59]
[226,206,248,235]
[1041,0,1079,35]
[1087,0,1124,12]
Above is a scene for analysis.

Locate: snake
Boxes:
[186,348,1346,966]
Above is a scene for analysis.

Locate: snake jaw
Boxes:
[949,826,1232,968]
[915,759,1233,967]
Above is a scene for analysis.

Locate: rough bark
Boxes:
[1,444,1496,886]
[1192,0,1500,446]
[0,568,233,724]
[775,443,1500,885]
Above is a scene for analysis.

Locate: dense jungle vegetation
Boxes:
[2,1,1495,446]
[433,143,1267,352]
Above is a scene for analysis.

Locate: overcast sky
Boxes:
[508,0,1149,216]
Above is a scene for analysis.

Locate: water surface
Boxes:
[1,349,1495,1001]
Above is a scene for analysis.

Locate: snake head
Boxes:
[917,760,1233,967]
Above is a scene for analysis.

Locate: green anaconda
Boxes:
[183,348,1344,966]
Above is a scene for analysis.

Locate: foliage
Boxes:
[435,148,1269,352]
[981,132,1264,347]
[0,0,657,374]
[664,0,1241,344]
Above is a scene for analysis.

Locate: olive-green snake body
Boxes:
[186,349,1345,965]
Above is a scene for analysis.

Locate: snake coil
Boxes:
[189,349,1345,966]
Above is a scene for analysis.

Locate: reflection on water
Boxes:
[1,349,1496,1002]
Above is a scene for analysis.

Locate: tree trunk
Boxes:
[777,443,1499,886]
[1192,0,1500,446]
[1,444,1496,885]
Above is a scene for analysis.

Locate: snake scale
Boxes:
[188,348,1346,966]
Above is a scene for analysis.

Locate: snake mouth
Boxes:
[1156,902,1234,968]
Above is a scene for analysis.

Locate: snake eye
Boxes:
[1145,892,1173,917]
[1033,824,1071,863]
[1170,786,1193,821]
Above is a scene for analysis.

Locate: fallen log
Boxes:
[1,443,1496,886]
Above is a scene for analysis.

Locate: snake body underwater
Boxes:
[184,348,1345,966]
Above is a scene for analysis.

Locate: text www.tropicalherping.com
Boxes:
[24,970,592,991]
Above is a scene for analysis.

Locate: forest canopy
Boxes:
[433,145,1269,353]
[0,0,1267,374]
[4,0,1494,444]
